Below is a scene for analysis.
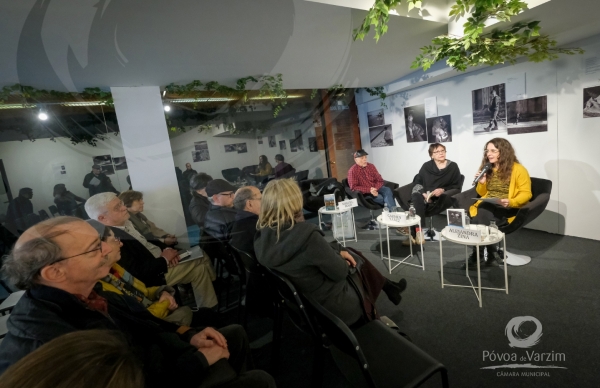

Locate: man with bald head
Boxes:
[0,217,275,387]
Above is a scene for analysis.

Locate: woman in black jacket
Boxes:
[254,179,407,327]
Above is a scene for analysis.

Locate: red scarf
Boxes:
[74,290,108,315]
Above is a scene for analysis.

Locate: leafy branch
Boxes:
[353,0,421,42]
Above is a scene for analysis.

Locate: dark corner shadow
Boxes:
[371,240,418,258]
[438,261,512,289]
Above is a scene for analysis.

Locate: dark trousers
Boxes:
[471,202,519,254]
[410,192,454,236]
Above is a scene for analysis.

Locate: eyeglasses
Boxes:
[433,150,446,154]
[219,192,235,197]
[52,234,107,264]
[113,200,126,211]
[485,149,500,154]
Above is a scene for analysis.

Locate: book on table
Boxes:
[324,194,336,211]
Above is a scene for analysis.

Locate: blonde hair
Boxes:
[257,178,303,239]
[0,330,144,388]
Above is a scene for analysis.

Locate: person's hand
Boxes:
[498,199,510,208]
[161,248,180,267]
[158,291,178,311]
[164,235,178,246]
[422,193,428,201]
[432,188,444,197]
[370,187,378,197]
[198,346,230,366]
[190,327,228,349]
[475,171,486,184]
[340,250,356,267]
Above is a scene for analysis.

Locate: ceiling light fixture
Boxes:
[164,105,171,112]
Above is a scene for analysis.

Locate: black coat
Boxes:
[82,171,119,197]
[230,211,258,256]
[111,227,168,287]
[189,193,211,229]
[5,196,33,233]
[0,284,208,387]
[204,204,239,242]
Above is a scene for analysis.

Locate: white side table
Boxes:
[318,206,357,247]
[376,214,424,273]
[439,226,508,308]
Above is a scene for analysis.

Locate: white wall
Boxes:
[0,135,129,215]
[356,34,600,241]
[170,125,327,181]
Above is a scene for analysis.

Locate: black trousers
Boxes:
[471,202,519,254]
[410,192,454,236]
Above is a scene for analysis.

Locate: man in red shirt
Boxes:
[347,149,396,209]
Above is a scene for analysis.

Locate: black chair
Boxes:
[24,213,41,229]
[294,170,309,181]
[38,210,50,221]
[342,179,399,230]
[302,293,449,388]
[395,175,465,241]
[48,205,60,217]
[298,178,345,213]
[265,268,325,384]
[221,168,241,183]
[453,177,552,266]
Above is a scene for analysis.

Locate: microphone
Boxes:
[473,163,492,185]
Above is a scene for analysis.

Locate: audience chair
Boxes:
[294,170,309,181]
[453,177,552,266]
[200,234,243,311]
[24,213,41,229]
[221,168,241,183]
[342,179,399,230]
[38,210,50,221]
[0,290,25,316]
[395,175,465,241]
[302,293,449,388]
[265,268,325,385]
[48,205,61,217]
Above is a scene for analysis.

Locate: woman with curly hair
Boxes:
[466,138,532,267]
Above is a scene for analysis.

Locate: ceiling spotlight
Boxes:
[162,90,166,97]
[164,105,171,112]
[38,112,48,121]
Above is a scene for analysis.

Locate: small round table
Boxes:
[439,225,508,308]
[318,206,357,247]
[376,214,424,273]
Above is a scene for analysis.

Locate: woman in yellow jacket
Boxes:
[467,138,532,268]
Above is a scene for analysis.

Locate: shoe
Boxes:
[395,227,409,236]
[383,279,406,305]
[402,236,415,246]
[460,251,482,270]
[485,252,500,267]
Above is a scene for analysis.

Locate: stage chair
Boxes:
[298,178,345,213]
[38,210,50,221]
[395,175,465,241]
[302,292,449,388]
[342,179,399,230]
[48,205,61,217]
[221,168,241,183]
[294,170,309,181]
[452,177,552,266]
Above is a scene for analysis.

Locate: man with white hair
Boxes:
[85,193,217,309]
[0,216,276,387]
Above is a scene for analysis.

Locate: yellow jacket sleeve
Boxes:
[146,300,171,319]
[508,163,532,208]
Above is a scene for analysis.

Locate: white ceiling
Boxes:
[0,0,599,92]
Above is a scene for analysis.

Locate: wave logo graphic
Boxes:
[505,316,543,348]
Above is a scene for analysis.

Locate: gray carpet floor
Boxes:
[245,207,600,388]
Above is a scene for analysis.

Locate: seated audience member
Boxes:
[273,154,295,178]
[348,149,396,208]
[0,330,144,388]
[85,193,217,309]
[230,186,261,255]
[94,220,193,326]
[254,179,407,327]
[204,179,239,242]
[466,138,532,268]
[183,162,198,182]
[189,173,213,230]
[5,188,34,235]
[253,155,273,178]
[404,143,462,245]
[53,184,86,216]
[82,164,119,197]
[0,217,275,388]
[119,190,178,246]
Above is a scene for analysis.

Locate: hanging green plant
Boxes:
[354,0,583,72]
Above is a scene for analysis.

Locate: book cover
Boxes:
[324,194,336,211]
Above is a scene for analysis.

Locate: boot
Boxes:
[460,247,483,270]
[485,252,500,267]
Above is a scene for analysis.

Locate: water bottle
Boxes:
[489,220,498,237]
[408,203,416,219]
[465,215,470,228]
[383,206,389,213]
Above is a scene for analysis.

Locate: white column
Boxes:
[110,86,189,247]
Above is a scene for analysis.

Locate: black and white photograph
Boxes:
[367,109,385,127]
[404,105,426,143]
[279,140,287,150]
[290,139,298,152]
[308,137,318,152]
[192,141,210,161]
[472,83,506,133]
[112,156,128,170]
[224,144,237,153]
[369,124,394,147]
[101,164,115,176]
[583,85,600,118]
[447,209,465,228]
[236,143,248,153]
[268,136,276,147]
[426,115,452,143]
[92,155,112,166]
[294,129,304,147]
[257,136,263,144]
[507,96,548,135]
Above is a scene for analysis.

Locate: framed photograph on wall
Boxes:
[279,140,286,150]
[268,136,276,147]
[369,124,393,147]
[404,105,426,143]
[506,96,548,135]
[447,209,465,228]
[583,85,600,118]
[367,109,385,127]
[426,115,452,143]
[471,83,507,133]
